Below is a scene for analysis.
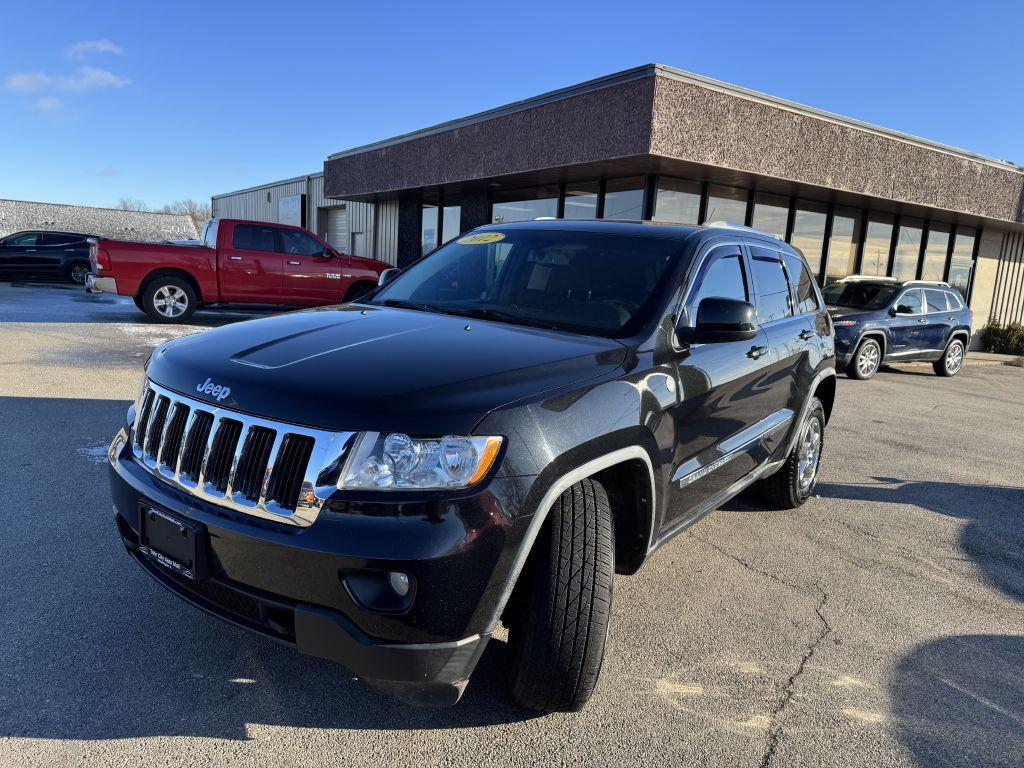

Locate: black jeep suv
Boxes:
[107,220,836,711]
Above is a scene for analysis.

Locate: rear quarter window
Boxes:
[782,251,821,314]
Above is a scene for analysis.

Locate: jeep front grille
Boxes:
[131,380,354,527]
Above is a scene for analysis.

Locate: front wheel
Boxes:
[757,397,825,509]
[847,338,881,380]
[934,338,965,377]
[140,277,197,323]
[507,478,614,712]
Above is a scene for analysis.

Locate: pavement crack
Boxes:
[758,589,832,768]
[687,531,803,592]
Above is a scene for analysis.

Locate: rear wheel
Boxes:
[847,338,881,380]
[757,397,825,509]
[140,277,196,323]
[507,478,614,712]
[934,338,965,377]
[65,261,90,285]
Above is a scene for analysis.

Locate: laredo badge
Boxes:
[457,232,506,245]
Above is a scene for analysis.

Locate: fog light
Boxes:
[388,571,410,597]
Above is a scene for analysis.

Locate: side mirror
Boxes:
[893,304,913,316]
[378,267,401,287]
[678,297,758,344]
[320,248,335,259]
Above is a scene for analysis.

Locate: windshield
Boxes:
[822,281,899,310]
[370,229,684,338]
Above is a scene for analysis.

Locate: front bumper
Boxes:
[108,429,531,704]
[86,273,117,294]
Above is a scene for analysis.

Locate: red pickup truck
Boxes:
[87,218,390,322]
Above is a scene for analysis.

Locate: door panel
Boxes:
[0,232,40,273]
[280,228,344,305]
[920,289,954,352]
[218,223,283,303]
[888,288,924,356]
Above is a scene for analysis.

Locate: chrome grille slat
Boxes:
[128,380,355,527]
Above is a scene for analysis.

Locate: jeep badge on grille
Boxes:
[196,377,232,402]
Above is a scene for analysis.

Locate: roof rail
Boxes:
[839,275,901,282]
[903,279,951,287]
[704,221,783,240]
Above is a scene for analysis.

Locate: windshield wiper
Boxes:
[435,306,562,331]
[381,299,440,313]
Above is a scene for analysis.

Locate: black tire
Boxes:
[133,295,145,311]
[507,478,614,712]
[757,397,826,509]
[847,337,881,380]
[140,276,197,323]
[933,338,965,377]
[343,281,376,303]
[64,261,90,285]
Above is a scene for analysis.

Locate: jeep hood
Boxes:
[146,305,626,435]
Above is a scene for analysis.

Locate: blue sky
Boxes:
[2,0,1021,209]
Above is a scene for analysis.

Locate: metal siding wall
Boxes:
[212,173,377,258]
[373,198,400,265]
[991,230,1024,325]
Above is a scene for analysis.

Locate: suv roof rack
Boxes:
[704,221,784,240]
[902,279,951,287]
[839,275,901,282]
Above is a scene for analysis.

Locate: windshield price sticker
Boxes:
[457,232,506,245]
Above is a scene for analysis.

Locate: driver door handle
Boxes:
[798,329,814,340]
[747,345,768,360]
[287,260,300,265]
[917,319,928,324]
[228,255,242,261]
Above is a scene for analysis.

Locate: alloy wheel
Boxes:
[857,343,880,378]
[69,263,89,284]
[797,415,822,490]
[946,342,964,374]
[153,285,189,318]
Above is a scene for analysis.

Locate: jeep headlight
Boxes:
[339,433,503,490]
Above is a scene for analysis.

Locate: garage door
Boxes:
[322,206,348,250]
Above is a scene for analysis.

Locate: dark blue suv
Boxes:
[823,277,973,380]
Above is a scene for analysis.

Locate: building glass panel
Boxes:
[491,185,559,223]
[705,185,748,225]
[825,207,862,283]
[751,193,789,238]
[892,218,923,281]
[563,181,599,219]
[948,228,977,298]
[921,223,951,282]
[442,204,462,241]
[654,177,701,224]
[421,201,438,255]
[602,176,645,219]
[789,200,828,275]
[860,213,895,276]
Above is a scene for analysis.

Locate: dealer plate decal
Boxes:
[458,232,506,245]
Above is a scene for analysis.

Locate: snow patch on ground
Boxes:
[78,446,109,464]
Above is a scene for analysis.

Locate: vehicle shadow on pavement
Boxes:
[890,633,1024,768]
[816,477,1024,601]
[817,477,1024,767]
[0,395,540,743]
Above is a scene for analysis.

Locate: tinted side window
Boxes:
[895,289,923,314]
[945,291,963,311]
[232,224,278,253]
[749,246,792,323]
[782,252,820,314]
[924,289,947,313]
[6,233,39,246]
[690,248,748,314]
[280,229,325,256]
[40,233,79,246]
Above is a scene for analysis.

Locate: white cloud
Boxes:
[5,66,130,93]
[66,39,124,59]
[34,96,62,113]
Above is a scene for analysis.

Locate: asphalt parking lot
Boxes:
[1,279,1022,768]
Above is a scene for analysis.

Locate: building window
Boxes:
[705,185,748,225]
[751,193,789,239]
[825,207,862,283]
[789,200,828,275]
[492,185,559,223]
[860,213,895,276]
[654,177,701,224]
[442,203,461,242]
[563,181,599,219]
[892,218,923,281]
[602,176,645,219]
[948,227,977,299]
[921,223,951,282]
[421,200,439,255]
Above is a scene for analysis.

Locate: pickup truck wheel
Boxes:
[64,261,90,285]
[343,281,377,303]
[507,477,614,712]
[141,278,196,323]
[933,338,965,377]
[847,337,881,380]
[757,397,825,509]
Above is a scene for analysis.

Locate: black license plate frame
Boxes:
[139,504,206,580]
